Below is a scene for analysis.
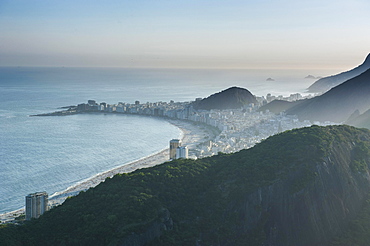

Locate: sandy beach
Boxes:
[0,118,212,223]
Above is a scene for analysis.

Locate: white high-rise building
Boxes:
[176,146,188,159]
[169,139,181,159]
[25,191,48,220]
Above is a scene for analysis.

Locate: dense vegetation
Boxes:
[2,125,370,245]
[330,195,370,246]
[192,86,257,110]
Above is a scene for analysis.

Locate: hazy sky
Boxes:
[1,0,369,69]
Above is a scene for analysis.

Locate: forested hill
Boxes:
[192,86,257,110]
[3,125,370,245]
[308,53,370,93]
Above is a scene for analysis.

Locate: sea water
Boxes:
[0,66,335,214]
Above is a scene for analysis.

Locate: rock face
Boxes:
[119,209,173,246]
[308,53,370,93]
[192,86,257,110]
[285,68,370,123]
[229,141,370,245]
[212,126,370,246]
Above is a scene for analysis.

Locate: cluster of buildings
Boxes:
[189,109,316,157]
[76,99,191,118]
[259,93,312,104]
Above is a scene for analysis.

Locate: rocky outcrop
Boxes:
[119,208,173,246]
[225,136,370,246]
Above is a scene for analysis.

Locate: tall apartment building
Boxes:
[25,191,48,220]
[169,139,181,159]
[176,146,188,159]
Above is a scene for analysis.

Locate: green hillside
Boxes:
[192,86,257,110]
[2,125,370,245]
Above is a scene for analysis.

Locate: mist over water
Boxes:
[0,67,329,214]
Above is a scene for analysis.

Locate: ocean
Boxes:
[0,66,334,214]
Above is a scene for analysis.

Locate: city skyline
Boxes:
[1,0,369,70]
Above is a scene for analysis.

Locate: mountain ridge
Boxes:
[308,53,370,93]
[286,68,370,123]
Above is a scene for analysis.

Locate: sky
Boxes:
[1,0,369,70]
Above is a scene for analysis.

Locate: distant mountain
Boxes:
[3,125,370,245]
[285,68,370,123]
[305,75,318,79]
[192,86,257,110]
[307,53,370,93]
[346,109,370,129]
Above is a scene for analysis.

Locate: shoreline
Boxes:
[0,118,212,223]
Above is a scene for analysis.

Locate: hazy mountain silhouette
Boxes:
[346,109,370,129]
[192,86,257,110]
[308,53,370,93]
[286,68,370,123]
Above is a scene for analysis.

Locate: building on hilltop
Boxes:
[25,191,48,220]
[176,146,188,159]
[169,139,181,160]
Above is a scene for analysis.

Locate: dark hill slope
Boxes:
[308,53,370,93]
[192,86,257,110]
[2,126,370,245]
[258,99,305,114]
[286,68,370,123]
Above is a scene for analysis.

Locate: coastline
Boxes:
[0,118,212,223]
